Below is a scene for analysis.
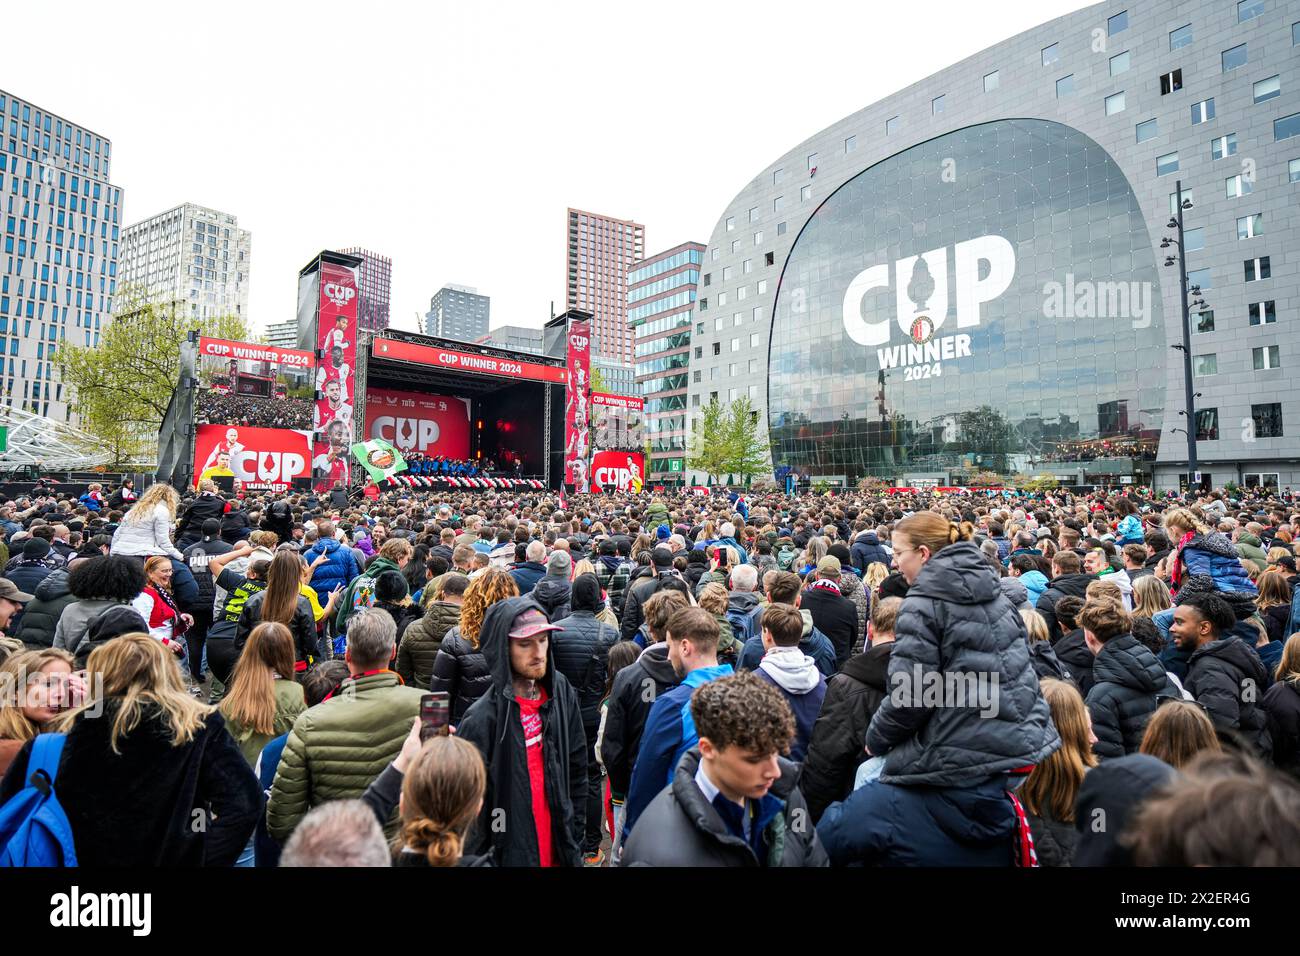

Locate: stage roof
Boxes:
[365,330,567,398]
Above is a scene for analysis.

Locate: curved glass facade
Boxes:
[769,119,1166,482]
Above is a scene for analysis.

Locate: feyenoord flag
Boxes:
[351,438,408,484]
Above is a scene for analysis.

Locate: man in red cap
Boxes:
[457,596,588,866]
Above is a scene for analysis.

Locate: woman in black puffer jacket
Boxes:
[865,512,1060,786]
[429,568,518,724]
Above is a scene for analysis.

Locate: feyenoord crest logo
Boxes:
[909,316,934,344]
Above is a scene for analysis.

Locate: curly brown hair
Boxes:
[458,568,519,649]
[690,672,795,757]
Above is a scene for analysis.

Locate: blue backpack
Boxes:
[0,734,78,866]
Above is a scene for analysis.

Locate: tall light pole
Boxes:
[1161,180,1209,492]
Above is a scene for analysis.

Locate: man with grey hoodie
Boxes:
[752,603,826,761]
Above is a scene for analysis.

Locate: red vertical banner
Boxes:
[313,261,359,491]
[563,319,592,491]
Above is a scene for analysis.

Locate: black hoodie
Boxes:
[600,640,680,798]
[1036,572,1094,642]
[1184,636,1273,758]
[801,641,893,823]
[456,596,587,866]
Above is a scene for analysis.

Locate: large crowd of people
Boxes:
[196,392,313,430]
[1,475,1299,868]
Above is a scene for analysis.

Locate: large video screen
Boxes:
[194,336,315,431]
[769,119,1166,482]
[592,392,644,451]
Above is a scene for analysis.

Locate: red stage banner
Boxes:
[194,425,311,491]
[590,451,645,494]
[198,337,315,368]
[363,388,471,458]
[564,321,592,490]
[314,260,359,490]
[372,337,569,385]
[591,392,644,411]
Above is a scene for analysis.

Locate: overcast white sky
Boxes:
[7,0,1088,336]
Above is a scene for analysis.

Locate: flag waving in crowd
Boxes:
[350,438,408,484]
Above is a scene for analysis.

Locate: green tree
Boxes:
[724,396,767,487]
[687,397,730,485]
[58,289,249,466]
[589,364,608,395]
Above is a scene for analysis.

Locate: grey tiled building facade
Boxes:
[426,284,490,343]
[687,0,1300,491]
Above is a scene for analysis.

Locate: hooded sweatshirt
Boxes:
[755,646,826,761]
[456,595,587,867]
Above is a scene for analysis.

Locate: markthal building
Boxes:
[686,1,1300,491]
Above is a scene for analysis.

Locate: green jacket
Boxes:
[1236,534,1268,573]
[396,600,462,689]
[223,678,306,767]
[644,502,670,526]
[266,671,424,842]
[335,556,403,631]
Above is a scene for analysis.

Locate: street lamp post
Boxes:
[1161,180,1209,493]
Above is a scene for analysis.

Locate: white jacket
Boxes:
[110,504,183,560]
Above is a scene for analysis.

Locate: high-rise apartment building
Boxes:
[565,208,644,365]
[0,89,123,421]
[426,284,490,341]
[264,319,298,349]
[340,247,391,332]
[630,242,702,480]
[120,203,250,323]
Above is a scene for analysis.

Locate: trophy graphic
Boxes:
[906,257,936,345]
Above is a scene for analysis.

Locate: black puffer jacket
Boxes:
[15,569,75,649]
[220,506,251,544]
[1055,629,1096,697]
[458,596,586,867]
[234,589,318,665]
[396,600,461,689]
[532,576,572,622]
[1025,807,1078,867]
[549,610,618,731]
[1184,637,1272,757]
[865,542,1060,786]
[1029,640,1071,682]
[175,493,226,546]
[619,566,663,641]
[850,532,891,573]
[601,641,680,798]
[620,749,827,867]
[1263,679,1300,778]
[1036,572,1094,641]
[1085,634,1178,760]
[801,641,892,823]
[429,625,494,724]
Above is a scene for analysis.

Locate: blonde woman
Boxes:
[110,482,183,561]
[0,633,259,866]
[1020,678,1098,866]
[0,647,80,777]
[863,562,889,599]
[220,621,307,767]
[1263,634,1300,777]
[429,568,519,723]
[1131,575,1171,619]
[1163,507,1255,595]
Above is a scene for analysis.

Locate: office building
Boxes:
[426,283,489,341]
[630,242,703,480]
[340,247,391,332]
[0,88,123,421]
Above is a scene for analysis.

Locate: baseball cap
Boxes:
[508,608,562,640]
[817,555,842,575]
[0,579,35,603]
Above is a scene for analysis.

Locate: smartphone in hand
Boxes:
[419,692,451,740]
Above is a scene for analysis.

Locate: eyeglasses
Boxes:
[893,547,921,559]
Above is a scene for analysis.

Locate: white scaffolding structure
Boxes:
[0,405,113,470]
